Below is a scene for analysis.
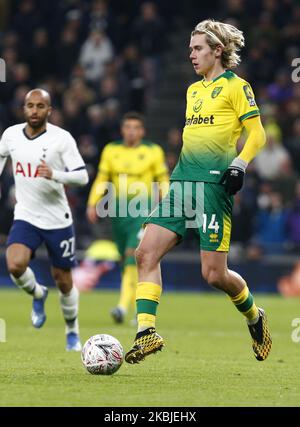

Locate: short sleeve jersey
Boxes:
[171,70,260,183]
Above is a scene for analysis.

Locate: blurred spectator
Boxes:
[166,127,182,154]
[62,98,87,138]
[49,109,65,128]
[79,28,114,83]
[132,2,165,101]
[165,127,182,171]
[285,118,300,174]
[267,70,294,104]
[29,29,54,82]
[219,0,250,26]
[256,180,273,211]
[231,192,254,244]
[280,99,300,139]
[56,27,80,81]
[282,3,300,46]
[88,0,118,45]
[9,85,31,123]
[250,10,279,48]
[119,44,145,112]
[254,125,290,180]
[98,75,119,103]
[286,181,300,250]
[246,46,275,84]
[64,78,95,108]
[103,99,121,141]
[12,63,31,89]
[12,0,41,44]
[272,157,299,206]
[78,134,100,174]
[252,191,289,254]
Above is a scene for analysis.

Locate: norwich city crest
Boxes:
[211,86,223,98]
[193,98,203,113]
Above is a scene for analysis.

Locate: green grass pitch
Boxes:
[0,289,300,407]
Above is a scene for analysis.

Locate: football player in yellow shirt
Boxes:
[87,112,169,323]
[125,20,272,363]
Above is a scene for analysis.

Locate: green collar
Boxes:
[201,70,235,87]
[213,70,235,82]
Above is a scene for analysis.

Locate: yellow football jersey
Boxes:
[171,70,260,183]
[88,140,169,207]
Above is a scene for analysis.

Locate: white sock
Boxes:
[10,267,44,299]
[59,287,79,334]
[247,314,260,326]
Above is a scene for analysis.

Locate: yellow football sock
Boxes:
[136,281,162,332]
[118,265,138,313]
[137,313,156,330]
[230,285,259,322]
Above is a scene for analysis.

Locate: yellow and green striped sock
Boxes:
[136,281,162,332]
[230,285,259,323]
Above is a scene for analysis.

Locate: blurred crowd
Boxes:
[0,0,300,257]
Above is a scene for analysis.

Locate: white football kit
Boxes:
[0,122,87,229]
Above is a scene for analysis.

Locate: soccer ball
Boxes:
[81,334,124,375]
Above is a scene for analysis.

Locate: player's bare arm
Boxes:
[86,205,98,224]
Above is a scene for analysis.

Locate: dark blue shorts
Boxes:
[7,220,77,269]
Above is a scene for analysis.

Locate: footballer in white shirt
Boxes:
[0,88,89,351]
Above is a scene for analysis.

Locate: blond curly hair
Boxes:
[192,19,245,69]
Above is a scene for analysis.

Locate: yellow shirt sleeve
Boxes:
[87,145,112,207]
[152,145,169,198]
[238,115,266,164]
[229,78,260,122]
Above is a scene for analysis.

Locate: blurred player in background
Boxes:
[0,89,88,351]
[125,20,272,364]
[87,112,169,324]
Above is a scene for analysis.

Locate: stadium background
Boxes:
[0,0,300,293]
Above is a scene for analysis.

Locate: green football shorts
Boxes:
[144,181,234,252]
[111,215,145,260]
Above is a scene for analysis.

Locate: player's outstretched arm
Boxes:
[52,167,88,186]
[86,144,112,224]
[37,160,89,186]
[221,116,266,196]
[86,172,109,224]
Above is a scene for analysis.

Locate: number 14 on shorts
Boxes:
[202,214,219,233]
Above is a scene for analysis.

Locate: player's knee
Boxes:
[135,247,157,271]
[7,259,27,277]
[202,266,225,289]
